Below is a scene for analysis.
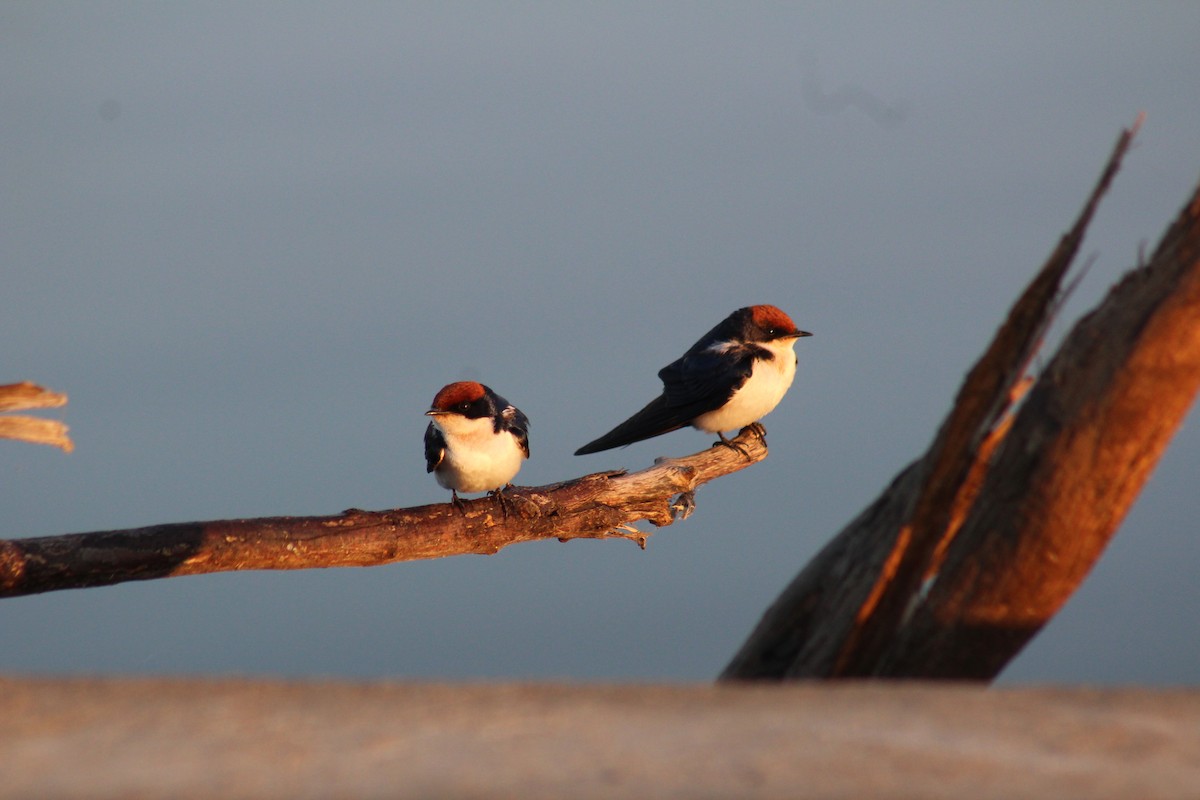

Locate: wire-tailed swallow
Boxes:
[425,381,530,508]
[575,305,811,455]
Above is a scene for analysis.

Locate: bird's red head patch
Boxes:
[749,304,798,334]
[431,381,487,411]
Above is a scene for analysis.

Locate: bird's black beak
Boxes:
[796,330,813,338]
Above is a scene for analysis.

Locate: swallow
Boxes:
[424,381,530,511]
[575,305,811,455]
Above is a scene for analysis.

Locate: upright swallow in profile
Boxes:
[575,305,811,455]
[424,381,530,510]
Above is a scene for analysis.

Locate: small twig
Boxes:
[0,382,72,452]
[0,382,68,412]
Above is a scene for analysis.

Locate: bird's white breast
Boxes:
[692,338,798,434]
[431,415,526,493]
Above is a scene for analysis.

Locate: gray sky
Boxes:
[3,2,1199,683]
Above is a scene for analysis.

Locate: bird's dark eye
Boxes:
[458,402,472,412]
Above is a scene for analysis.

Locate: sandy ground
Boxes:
[2,677,1198,798]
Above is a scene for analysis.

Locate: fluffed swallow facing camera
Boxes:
[425,381,530,509]
[575,305,811,455]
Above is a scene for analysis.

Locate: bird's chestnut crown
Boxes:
[748,304,805,339]
[429,381,488,415]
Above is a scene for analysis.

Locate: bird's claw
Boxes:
[713,432,752,459]
[484,489,508,520]
[450,490,468,514]
[711,424,767,459]
[488,486,514,519]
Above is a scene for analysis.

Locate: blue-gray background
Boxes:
[3,3,1198,683]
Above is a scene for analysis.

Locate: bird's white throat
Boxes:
[692,337,798,434]
[431,415,526,493]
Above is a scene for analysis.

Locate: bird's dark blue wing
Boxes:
[424,422,446,473]
[658,345,757,418]
[573,345,758,455]
[498,405,531,459]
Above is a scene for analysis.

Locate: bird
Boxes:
[575,305,811,455]
[424,381,530,510]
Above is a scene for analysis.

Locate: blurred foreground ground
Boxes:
[2,677,1198,799]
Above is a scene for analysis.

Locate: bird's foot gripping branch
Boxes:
[0,426,768,599]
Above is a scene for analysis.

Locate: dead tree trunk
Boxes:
[722,118,1200,681]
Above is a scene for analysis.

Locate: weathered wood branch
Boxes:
[0,382,72,452]
[723,118,1200,681]
[0,429,766,598]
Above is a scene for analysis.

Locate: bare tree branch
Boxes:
[0,429,766,598]
[722,117,1200,681]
